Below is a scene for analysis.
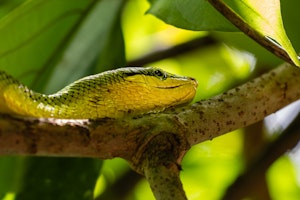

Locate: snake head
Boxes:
[107,67,198,116]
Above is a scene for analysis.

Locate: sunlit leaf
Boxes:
[148,0,299,66]
[209,0,300,66]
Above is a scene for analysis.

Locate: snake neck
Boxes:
[0,71,59,117]
[0,71,22,114]
[0,70,110,118]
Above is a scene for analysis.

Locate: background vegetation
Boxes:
[0,0,300,199]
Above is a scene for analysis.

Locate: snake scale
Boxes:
[0,67,197,119]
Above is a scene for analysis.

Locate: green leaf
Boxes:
[0,157,25,195]
[0,0,96,86]
[15,158,102,200]
[0,0,126,199]
[147,0,237,31]
[43,0,125,93]
[209,0,300,66]
[148,0,299,66]
[94,15,126,73]
[0,0,26,19]
[0,0,125,92]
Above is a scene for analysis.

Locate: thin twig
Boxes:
[126,36,217,66]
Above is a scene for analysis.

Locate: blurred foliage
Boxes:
[0,0,25,18]
[0,0,300,200]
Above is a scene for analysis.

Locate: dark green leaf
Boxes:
[0,0,96,86]
[147,0,237,31]
[0,0,25,18]
[15,158,102,200]
[0,157,25,195]
[43,0,125,93]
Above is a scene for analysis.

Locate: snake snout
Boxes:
[189,77,198,86]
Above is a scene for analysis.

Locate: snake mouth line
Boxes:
[153,78,198,90]
[154,84,185,89]
[154,80,197,89]
[126,80,189,89]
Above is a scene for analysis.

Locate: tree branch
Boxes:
[141,133,188,200]
[0,64,299,159]
[0,63,300,199]
[177,63,300,146]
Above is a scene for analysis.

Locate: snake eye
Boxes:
[154,69,167,80]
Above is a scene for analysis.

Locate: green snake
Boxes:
[0,67,197,119]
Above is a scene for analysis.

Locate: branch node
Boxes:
[128,131,189,200]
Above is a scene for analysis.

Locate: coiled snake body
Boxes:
[0,67,197,119]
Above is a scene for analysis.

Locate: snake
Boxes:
[0,67,197,119]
